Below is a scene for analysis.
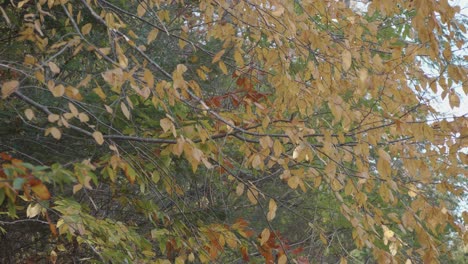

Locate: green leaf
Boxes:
[12,178,25,190]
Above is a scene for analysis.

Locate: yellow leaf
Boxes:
[236,183,244,196]
[268,198,277,213]
[63,113,74,120]
[48,114,60,123]
[260,228,270,245]
[234,50,244,66]
[34,20,44,37]
[199,252,209,263]
[378,148,391,162]
[175,256,184,264]
[147,28,159,44]
[137,3,146,17]
[82,176,93,189]
[48,83,65,97]
[188,253,195,262]
[260,136,273,149]
[267,199,277,221]
[373,54,383,71]
[359,68,368,83]
[247,188,258,205]
[377,157,391,179]
[407,184,417,197]
[249,154,259,169]
[218,61,228,74]
[93,86,106,100]
[104,104,113,114]
[273,140,283,157]
[225,233,238,248]
[78,113,89,122]
[68,102,79,116]
[331,178,343,191]
[24,109,35,120]
[121,102,131,120]
[212,49,225,63]
[288,176,300,189]
[2,80,19,99]
[98,47,111,56]
[35,70,45,83]
[340,257,347,264]
[93,131,104,145]
[342,49,352,71]
[31,183,51,200]
[46,127,61,140]
[26,203,42,218]
[73,184,83,194]
[382,225,394,245]
[272,5,285,16]
[320,233,327,244]
[60,116,70,128]
[449,92,460,109]
[118,53,128,68]
[172,138,185,156]
[176,64,187,74]
[24,54,37,65]
[81,23,92,35]
[101,68,124,86]
[389,242,398,256]
[77,75,92,89]
[278,254,287,264]
[196,69,207,80]
[65,86,83,101]
[160,118,173,133]
[144,69,154,89]
[55,84,65,97]
[292,145,301,159]
[48,61,60,74]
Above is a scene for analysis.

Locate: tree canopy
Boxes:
[0,0,467,263]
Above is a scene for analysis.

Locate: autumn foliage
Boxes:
[0,0,467,263]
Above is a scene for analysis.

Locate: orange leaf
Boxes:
[240,246,249,262]
[0,152,12,161]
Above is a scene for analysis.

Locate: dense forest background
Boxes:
[0,0,467,263]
